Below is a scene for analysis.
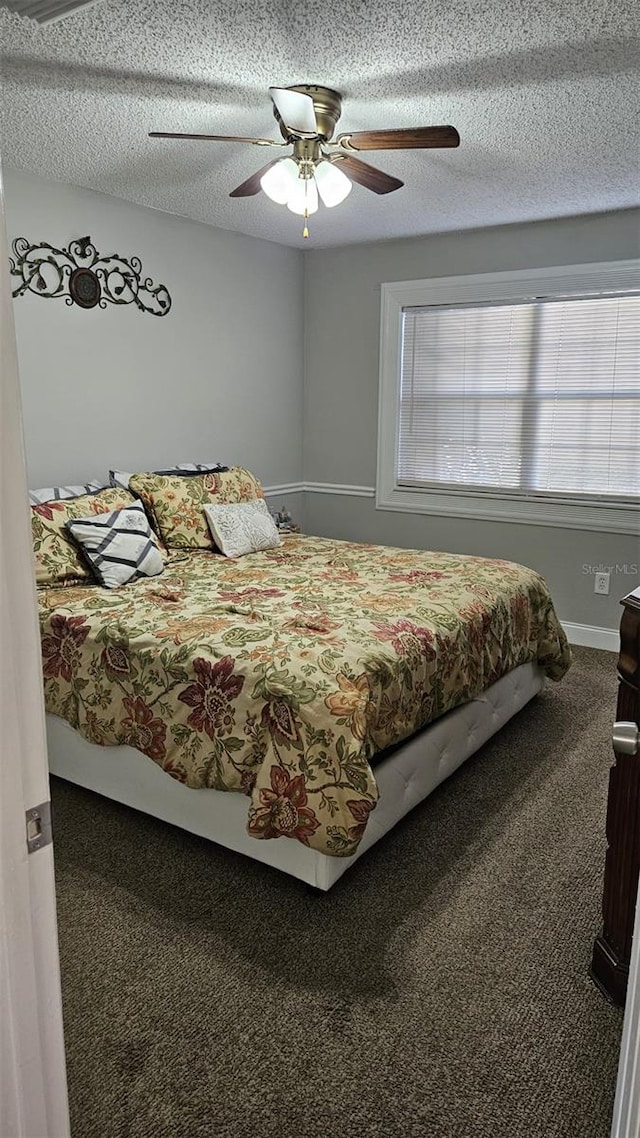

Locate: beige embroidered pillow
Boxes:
[204,499,281,557]
[31,487,137,586]
[129,466,264,549]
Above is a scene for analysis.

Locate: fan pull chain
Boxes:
[302,176,310,238]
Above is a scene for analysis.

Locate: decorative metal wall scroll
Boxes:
[9,235,172,316]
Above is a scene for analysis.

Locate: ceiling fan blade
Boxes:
[336,126,460,151]
[269,87,318,137]
[229,159,281,198]
[149,131,281,146]
[332,155,403,195]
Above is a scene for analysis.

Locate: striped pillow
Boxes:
[29,481,105,506]
[109,463,228,490]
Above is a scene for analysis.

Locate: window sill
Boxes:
[375,484,640,535]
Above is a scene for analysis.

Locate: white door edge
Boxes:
[0,157,70,1137]
[612,884,640,1138]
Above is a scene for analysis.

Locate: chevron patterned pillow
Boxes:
[65,500,164,588]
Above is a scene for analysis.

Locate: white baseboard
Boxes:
[561,621,618,652]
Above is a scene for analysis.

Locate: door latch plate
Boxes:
[26,800,52,853]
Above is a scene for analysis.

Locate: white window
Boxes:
[377,262,640,534]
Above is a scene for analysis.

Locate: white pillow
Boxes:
[65,500,164,588]
[204,499,281,558]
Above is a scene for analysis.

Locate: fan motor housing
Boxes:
[274,84,342,141]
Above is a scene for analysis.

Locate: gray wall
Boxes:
[303,210,640,630]
[7,171,638,630]
[5,169,305,499]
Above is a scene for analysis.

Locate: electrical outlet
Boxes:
[594,572,610,595]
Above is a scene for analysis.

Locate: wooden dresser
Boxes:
[591,587,640,1006]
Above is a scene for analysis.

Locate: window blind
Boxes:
[0,0,105,23]
[398,294,640,504]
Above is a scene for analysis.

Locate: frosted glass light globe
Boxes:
[260,158,299,204]
[314,160,352,206]
[286,177,319,216]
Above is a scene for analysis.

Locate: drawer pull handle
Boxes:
[613,721,640,756]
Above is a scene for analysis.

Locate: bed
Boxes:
[33,470,571,890]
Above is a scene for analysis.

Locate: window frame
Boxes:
[377,260,640,535]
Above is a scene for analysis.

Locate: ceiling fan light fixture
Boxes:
[260,157,299,204]
[152,83,459,235]
[286,176,318,217]
[314,159,352,207]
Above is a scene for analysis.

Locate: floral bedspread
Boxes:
[39,535,571,857]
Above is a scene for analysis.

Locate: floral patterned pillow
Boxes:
[31,487,138,586]
[129,467,265,549]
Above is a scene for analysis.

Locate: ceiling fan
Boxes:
[150,84,460,237]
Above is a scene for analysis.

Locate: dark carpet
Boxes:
[52,646,623,1138]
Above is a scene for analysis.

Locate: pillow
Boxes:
[129,466,264,549]
[29,481,105,506]
[204,499,281,558]
[109,463,228,490]
[31,487,137,587]
[66,500,164,589]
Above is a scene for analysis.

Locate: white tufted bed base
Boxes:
[46,661,543,891]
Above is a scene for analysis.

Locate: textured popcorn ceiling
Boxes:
[0,0,638,249]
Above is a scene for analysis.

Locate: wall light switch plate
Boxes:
[594,571,611,595]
